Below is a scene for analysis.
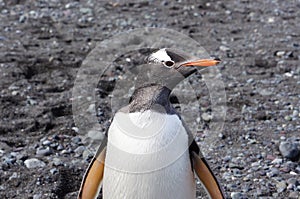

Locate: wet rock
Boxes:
[24,158,46,169]
[279,141,300,161]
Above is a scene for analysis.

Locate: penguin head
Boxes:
[143,48,220,89]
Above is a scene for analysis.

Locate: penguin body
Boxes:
[78,48,225,199]
[103,110,195,199]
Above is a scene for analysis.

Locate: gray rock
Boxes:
[33,194,42,199]
[231,192,244,199]
[19,15,27,23]
[74,146,85,155]
[287,183,295,190]
[52,158,63,166]
[50,168,58,175]
[87,129,104,141]
[284,115,292,121]
[271,158,283,164]
[36,147,52,156]
[287,178,299,186]
[8,172,18,180]
[288,191,299,198]
[57,144,64,151]
[279,141,300,161]
[276,181,286,193]
[71,136,82,144]
[24,158,46,169]
[79,8,92,15]
[219,45,230,52]
[201,112,212,122]
[257,88,273,96]
[42,140,52,146]
[267,168,279,177]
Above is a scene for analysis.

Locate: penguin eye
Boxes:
[163,60,175,68]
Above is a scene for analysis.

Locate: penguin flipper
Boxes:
[78,147,106,199]
[192,152,225,199]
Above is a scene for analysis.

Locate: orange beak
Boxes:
[181,58,221,67]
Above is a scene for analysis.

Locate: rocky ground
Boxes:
[0,0,300,198]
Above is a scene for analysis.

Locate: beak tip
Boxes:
[212,57,221,65]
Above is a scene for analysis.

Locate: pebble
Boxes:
[219,45,230,52]
[52,158,63,166]
[24,158,46,169]
[33,194,42,199]
[267,168,279,177]
[275,51,285,57]
[71,136,82,144]
[257,88,273,96]
[50,168,58,175]
[231,192,244,199]
[279,141,300,161]
[42,140,52,146]
[271,158,283,164]
[201,112,212,122]
[276,181,287,193]
[79,8,92,15]
[87,129,104,140]
[36,147,53,156]
[74,146,85,155]
[72,127,79,133]
[288,192,299,198]
[218,133,226,139]
[19,15,27,23]
[8,172,18,180]
[284,115,292,121]
[57,144,64,151]
[287,178,299,187]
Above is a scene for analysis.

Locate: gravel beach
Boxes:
[0,0,299,198]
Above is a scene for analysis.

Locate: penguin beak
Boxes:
[181,58,221,67]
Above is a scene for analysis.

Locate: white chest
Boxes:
[102,111,195,199]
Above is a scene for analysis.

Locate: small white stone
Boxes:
[219,45,230,52]
[271,158,283,164]
[267,17,275,23]
[24,158,46,169]
[72,127,79,133]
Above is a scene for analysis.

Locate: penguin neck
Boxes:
[129,84,175,114]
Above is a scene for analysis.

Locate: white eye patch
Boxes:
[148,48,172,63]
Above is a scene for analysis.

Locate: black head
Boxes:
[141,48,220,89]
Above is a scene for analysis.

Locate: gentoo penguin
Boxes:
[78,48,225,199]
